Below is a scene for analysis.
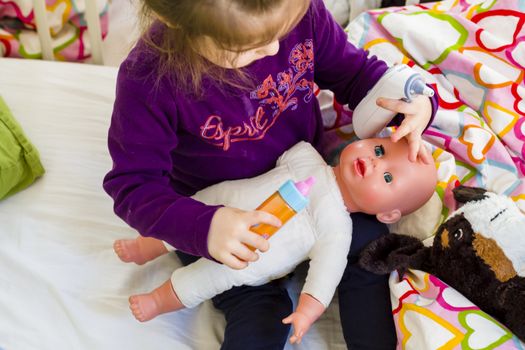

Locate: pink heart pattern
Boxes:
[389,270,524,349]
[322,0,525,213]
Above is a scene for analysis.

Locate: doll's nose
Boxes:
[370,157,386,173]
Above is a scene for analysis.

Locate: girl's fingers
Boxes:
[376,98,418,115]
[392,121,431,163]
[390,121,414,142]
[418,144,433,164]
[243,230,270,252]
[244,211,280,252]
[231,241,260,262]
[221,253,249,270]
[247,210,282,228]
[405,135,421,162]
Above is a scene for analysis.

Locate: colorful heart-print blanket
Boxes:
[390,270,525,350]
[321,0,525,221]
[0,0,108,61]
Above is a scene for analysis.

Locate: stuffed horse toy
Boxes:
[359,185,525,341]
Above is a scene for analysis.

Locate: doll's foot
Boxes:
[129,280,184,322]
[129,294,160,322]
[114,236,168,265]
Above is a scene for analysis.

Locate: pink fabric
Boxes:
[389,270,524,349]
[321,0,525,218]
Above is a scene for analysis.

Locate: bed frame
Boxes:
[32,0,104,64]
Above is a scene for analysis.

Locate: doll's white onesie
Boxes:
[171,141,352,308]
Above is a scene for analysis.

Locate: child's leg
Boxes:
[213,282,293,350]
[113,236,168,265]
[129,279,185,322]
[176,251,293,350]
[338,212,397,349]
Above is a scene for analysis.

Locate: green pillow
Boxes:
[0,95,45,200]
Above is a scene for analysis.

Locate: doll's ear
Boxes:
[453,185,487,204]
[376,209,402,224]
[358,233,426,275]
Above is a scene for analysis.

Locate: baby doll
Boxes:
[114,137,437,343]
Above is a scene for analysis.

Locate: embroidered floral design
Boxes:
[200,40,314,150]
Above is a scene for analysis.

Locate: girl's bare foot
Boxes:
[129,280,185,322]
[114,236,168,265]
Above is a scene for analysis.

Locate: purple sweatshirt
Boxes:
[103,0,437,260]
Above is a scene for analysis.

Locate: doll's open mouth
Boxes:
[354,158,366,177]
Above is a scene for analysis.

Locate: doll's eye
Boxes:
[383,172,393,183]
[453,229,463,240]
[374,145,385,157]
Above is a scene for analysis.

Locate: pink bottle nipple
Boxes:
[295,176,316,197]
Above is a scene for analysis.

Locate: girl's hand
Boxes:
[207,207,281,269]
[376,94,433,164]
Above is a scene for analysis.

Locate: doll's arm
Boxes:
[282,230,351,343]
[301,231,351,309]
[282,293,325,344]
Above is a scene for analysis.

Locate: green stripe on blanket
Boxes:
[0,95,44,200]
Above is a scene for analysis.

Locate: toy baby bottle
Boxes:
[249,176,315,250]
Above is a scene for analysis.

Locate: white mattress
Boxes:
[0,58,347,350]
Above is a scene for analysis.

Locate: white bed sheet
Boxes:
[0,58,346,350]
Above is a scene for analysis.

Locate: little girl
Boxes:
[103,0,438,348]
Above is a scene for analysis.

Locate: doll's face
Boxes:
[335,137,437,215]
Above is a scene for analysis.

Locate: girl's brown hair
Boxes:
[138,0,310,96]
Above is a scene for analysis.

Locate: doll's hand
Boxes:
[208,207,281,269]
[377,94,433,164]
[282,293,325,344]
[282,311,312,344]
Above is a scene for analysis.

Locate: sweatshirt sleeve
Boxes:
[310,0,388,110]
[310,0,439,127]
[103,62,219,260]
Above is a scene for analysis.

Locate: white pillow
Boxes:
[388,191,442,241]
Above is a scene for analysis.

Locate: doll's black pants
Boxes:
[176,212,396,350]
